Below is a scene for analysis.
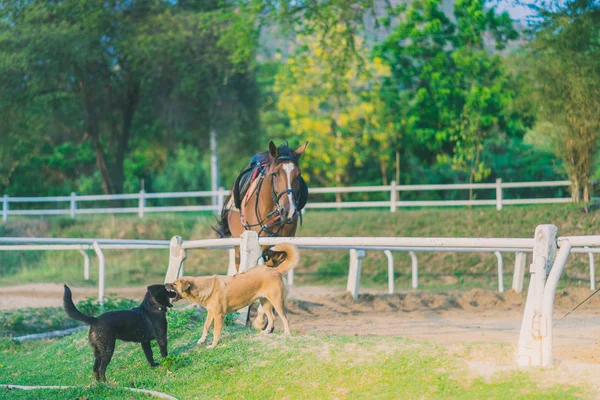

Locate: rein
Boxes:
[240,156,302,236]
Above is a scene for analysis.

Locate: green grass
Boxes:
[0,295,140,337]
[0,205,598,289]
[0,309,586,399]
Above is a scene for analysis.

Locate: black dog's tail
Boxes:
[63,284,97,325]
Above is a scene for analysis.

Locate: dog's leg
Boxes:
[251,301,269,331]
[157,336,168,358]
[207,315,224,349]
[142,342,159,367]
[271,298,292,336]
[198,312,214,345]
[259,299,275,335]
[98,338,116,382]
[92,344,102,381]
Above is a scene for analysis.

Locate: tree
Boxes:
[273,31,391,198]
[526,0,600,202]
[375,0,519,194]
[0,0,259,195]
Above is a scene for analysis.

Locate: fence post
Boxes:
[587,247,595,290]
[541,240,572,366]
[409,251,418,289]
[2,194,8,223]
[70,192,77,218]
[217,186,225,214]
[288,269,294,287]
[496,178,503,211]
[138,190,146,218]
[92,242,106,308]
[227,248,237,276]
[517,224,557,367]
[390,181,397,213]
[347,249,366,300]
[79,248,90,280]
[164,236,188,284]
[495,251,504,293]
[238,231,262,324]
[513,252,527,293]
[384,250,394,294]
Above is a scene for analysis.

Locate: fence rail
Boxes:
[1,179,573,221]
[1,226,599,367]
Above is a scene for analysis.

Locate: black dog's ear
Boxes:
[147,284,164,296]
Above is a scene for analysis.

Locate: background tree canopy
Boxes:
[0,0,597,201]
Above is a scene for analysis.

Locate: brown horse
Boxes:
[215,141,308,328]
[215,141,308,259]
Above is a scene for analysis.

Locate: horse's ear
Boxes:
[294,142,308,158]
[269,141,279,158]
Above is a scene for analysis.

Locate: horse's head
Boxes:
[267,141,308,224]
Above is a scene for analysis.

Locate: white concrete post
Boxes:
[92,242,106,307]
[138,190,146,218]
[384,250,394,294]
[409,251,418,289]
[237,231,262,323]
[347,249,366,300]
[390,181,397,213]
[79,248,90,280]
[70,192,77,218]
[586,247,595,290]
[496,178,503,211]
[517,224,557,367]
[495,251,504,293]
[164,236,187,284]
[2,194,8,223]
[239,231,262,272]
[287,269,294,286]
[513,252,527,293]
[227,248,237,276]
[541,240,572,366]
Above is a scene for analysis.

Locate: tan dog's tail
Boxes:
[271,243,300,274]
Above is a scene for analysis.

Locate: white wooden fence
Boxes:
[1,179,573,222]
[2,224,598,367]
[162,227,600,368]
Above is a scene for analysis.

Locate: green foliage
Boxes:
[0,0,261,196]
[375,0,522,189]
[525,0,600,202]
[76,295,140,318]
[152,146,208,194]
[274,31,392,187]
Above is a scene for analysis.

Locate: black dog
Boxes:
[63,284,176,382]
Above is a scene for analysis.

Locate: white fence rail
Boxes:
[2,225,598,367]
[163,228,600,368]
[1,179,573,222]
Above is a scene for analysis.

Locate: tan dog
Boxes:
[165,243,299,348]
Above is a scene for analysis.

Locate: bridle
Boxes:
[241,155,302,236]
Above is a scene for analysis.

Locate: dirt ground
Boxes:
[3,283,600,395]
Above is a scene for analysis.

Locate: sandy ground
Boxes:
[3,284,600,395]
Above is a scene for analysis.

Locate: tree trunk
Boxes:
[395,150,400,184]
[380,158,388,185]
[571,178,581,202]
[80,80,114,194]
[111,78,140,194]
